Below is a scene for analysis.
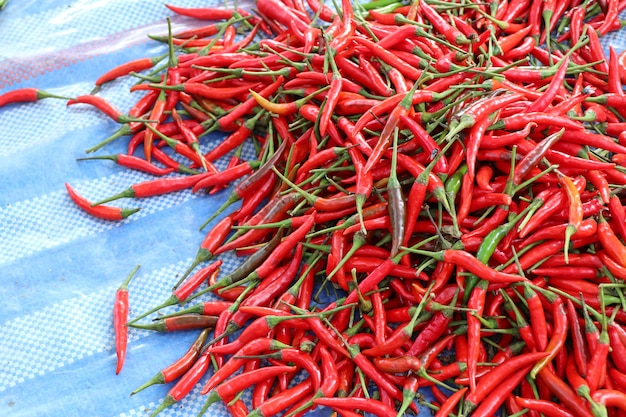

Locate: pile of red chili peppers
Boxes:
[4,0,626,416]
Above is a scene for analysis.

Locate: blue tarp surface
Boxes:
[1,1,626,417]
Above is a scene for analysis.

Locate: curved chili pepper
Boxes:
[67,95,148,124]
[598,212,626,267]
[515,396,577,417]
[65,183,140,221]
[199,365,297,416]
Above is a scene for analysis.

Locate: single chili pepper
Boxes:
[199,365,297,416]
[65,183,140,221]
[524,285,548,352]
[434,386,468,417]
[561,128,626,155]
[447,93,525,142]
[372,355,422,374]
[541,365,596,417]
[530,291,568,378]
[112,265,139,375]
[489,112,583,132]
[370,290,386,346]
[67,95,149,124]
[312,397,398,417]
[165,4,237,20]
[418,0,470,45]
[598,212,626,267]
[152,299,232,320]
[150,145,198,175]
[592,389,626,412]
[130,260,222,324]
[407,290,458,356]
[607,323,626,373]
[513,128,564,184]
[0,87,72,108]
[469,364,534,417]
[607,195,626,242]
[213,76,283,130]
[386,128,406,258]
[129,314,217,332]
[86,89,158,152]
[514,396,576,417]
[586,314,610,393]
[608,367,626,390]
[130,327,210,395]
[246,378,314,417]
[77,153,174,176]
[404,248,527,284]
[191,160,260,192]
[565,298,589,377]
[143,85,169,163]
[91,173,204,206]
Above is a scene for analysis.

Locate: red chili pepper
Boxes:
[143,88,167,163]
[470,364,535,417]
[313,397,398,417]
[128,314,218,332]
[77,153,174,176]
[130,327,210,395]
[149,352,212,416]
[200,365,297,414]
[67,95,146,124]
[165,4,236,20]
[217,76,283,130]
[592,389,626,412]
[201,337,290,394]
[0,87,72,108]
[90,174,204,206]
[515,396,577,417]
[418,0,469,45]
[530,292,568,378]
[130,260,222,324]
[112,265,139,375]
[65,183,140,221]
[95,53,167,86]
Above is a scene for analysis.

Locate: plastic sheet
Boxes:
[2,1,626,417]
